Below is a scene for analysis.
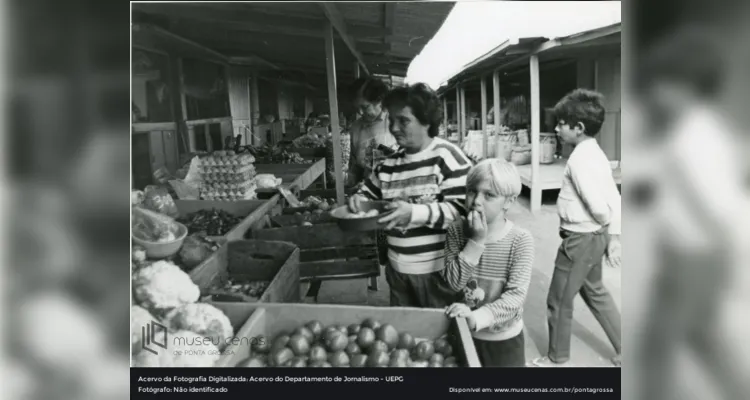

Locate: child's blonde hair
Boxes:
[466,158,522,198]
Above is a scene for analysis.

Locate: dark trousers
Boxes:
[474,331,526,367]
[385,263,458,308]
[546,228,621,363]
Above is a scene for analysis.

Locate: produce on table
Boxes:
[132,206,181,243]
[132,260,200,314]
[296,196,335,211]
[164,303,234,350]
[178,209,243,237]
[277,150,312,164]
[132,330,220,367]
[214,279,271,300]
[177,234,220,270]
[292,134,327,149]
[131,305,155,354]
[235,319,460,368]
[141,185,180,218]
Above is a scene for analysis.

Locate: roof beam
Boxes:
[135,5,389,39]
[319,3,370,76]
[132,23,229,65]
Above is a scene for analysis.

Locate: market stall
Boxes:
[131,2,467,369]
[437,23,622,213]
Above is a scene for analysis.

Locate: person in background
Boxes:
[532,89,622,367]
[348,83,472,308]
[633,26,749,400]
[346,77,398,188]
[443,159,534,367]
[346,77,399,272]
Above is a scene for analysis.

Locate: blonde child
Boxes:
[443,159,534,367]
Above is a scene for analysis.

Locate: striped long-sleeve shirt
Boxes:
[441,219,535,341]
[359,137,472,275]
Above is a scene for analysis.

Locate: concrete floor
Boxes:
[304,189,621,367]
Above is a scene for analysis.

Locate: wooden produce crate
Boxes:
[190,239,301,304]
[249,223,379,300]
[212,302,482,368]
[175,198,279,241]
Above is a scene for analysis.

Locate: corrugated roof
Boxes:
[437,22,621,95]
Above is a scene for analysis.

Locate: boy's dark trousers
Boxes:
[546,228,621,363]
[385,263,458,308]
[474,331,526,367]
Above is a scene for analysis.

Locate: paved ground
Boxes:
[305,189,621,367]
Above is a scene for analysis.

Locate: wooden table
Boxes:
[255,158,327,193]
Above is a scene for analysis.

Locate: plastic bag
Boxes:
[132,206,180,243]
[142,185,179,218]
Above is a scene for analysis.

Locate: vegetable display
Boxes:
[292,134,327,149]
[178,209,243,236]
[234,318,461,368]
[214,279,271,300]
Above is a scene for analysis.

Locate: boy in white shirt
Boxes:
[533,89,622,367]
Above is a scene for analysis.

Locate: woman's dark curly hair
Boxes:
[383,83,443,137]
[349,77,390,104]
[552,89,606,137]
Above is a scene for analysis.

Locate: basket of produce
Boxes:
[212,302,481,368]
[329,201,394,232]
[190,240,300,305]
[132,206,189,259]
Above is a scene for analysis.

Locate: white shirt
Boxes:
[557,138,621,235]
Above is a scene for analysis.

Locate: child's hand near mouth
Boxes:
[467,204,488,243]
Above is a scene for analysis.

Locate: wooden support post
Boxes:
[251,74,260,145]
[168,56,189,155]
[442,97,448,137]
[460,85,466,144]
[493,70,501,133]
[480,76,488,158]
[529,55,542,213]
[455,86,460,141]
[324,22,346,205]
[177,58,195,153]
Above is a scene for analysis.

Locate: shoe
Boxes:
[531,356,567,367]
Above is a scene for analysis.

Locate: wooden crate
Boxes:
[189,240,301,304]
[250,223,378,284]
[212,302,482,368]
[175,198,279,241]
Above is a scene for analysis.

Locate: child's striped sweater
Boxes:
[441,219,535,341]
[359,137,472,275]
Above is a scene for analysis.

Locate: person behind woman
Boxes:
[347,77,398,188]
[348,83,473,308]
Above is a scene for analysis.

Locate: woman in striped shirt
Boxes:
[348,83,472,308]
[444,159,535,367]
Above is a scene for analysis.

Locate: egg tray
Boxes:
[201,179,257,191]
